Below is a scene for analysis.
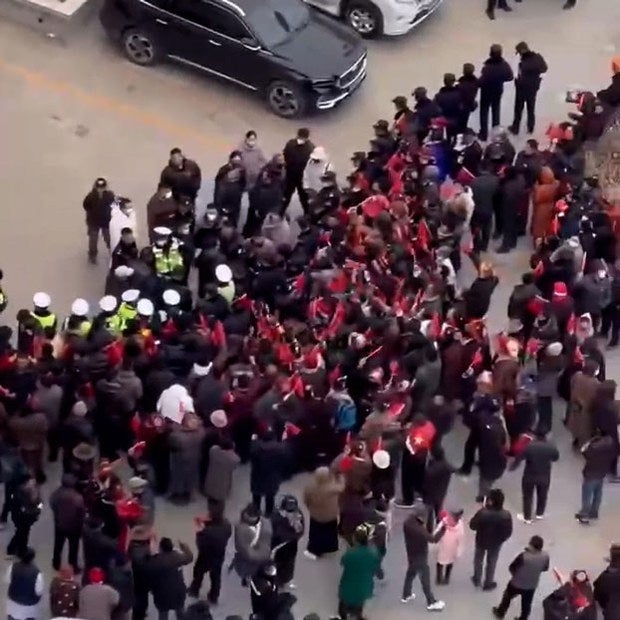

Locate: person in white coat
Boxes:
[303,146,334,195]
[435,508,465,585]
[109,197,138,255]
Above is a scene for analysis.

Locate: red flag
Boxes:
[211,320,226,348]
[525,338,540,360]
[534,260,545,278]
[573,347,585,366]
[428,313,441,340]
[293,273,306,294]
[290,373,305,398]
[329,271,349,294]
[284,421,301,437]
[549,215,560,236]
[325,300,346,339]
[567,313,576,336]
[417,218,431,251]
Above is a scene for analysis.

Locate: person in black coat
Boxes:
[160,148,202,201]
[486,0,513,20]
[594,544,620,620]
[412,86,442,141]
[463,264,499,320]
[81,517,119,585]
[476,410,507,503]
[434,73,465,142]
[457,64,480,132]
[250,429,290,515]
[188,504,232,604]
[146,537,193,619]
[496,166,526,253]
[509,42,548,136]
[423,445,454,528]
[478,45,514,141]
[469,489,513,590]
[470,165,499,252]
[270,495,305,587]
[83,177,114,264]
[243,169,283,238]
[282,128,314,214]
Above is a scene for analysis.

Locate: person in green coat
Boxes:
[337,524,380,619]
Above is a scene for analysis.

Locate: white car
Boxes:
[304,0,444,37]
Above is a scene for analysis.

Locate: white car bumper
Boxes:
[382,0,444,36]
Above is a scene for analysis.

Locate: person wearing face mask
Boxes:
[147,183,177,243]
[214,157,246,228]
[238,130,267,192]
[282,128,315,215]
[303,146,334,196]
[109,197,138,256]
[83,177,114,265]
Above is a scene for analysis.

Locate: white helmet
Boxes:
[71,298,89,317]
[33,292,51,308]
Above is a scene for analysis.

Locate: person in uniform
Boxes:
[31,292,57,336]
[83,177,113,264]
[63,298,91,337]
[152,227,185,282]
[116,289,140,333]
[215,264,235,306]
[98,295,122,335]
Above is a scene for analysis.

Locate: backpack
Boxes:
[334,399,357,431]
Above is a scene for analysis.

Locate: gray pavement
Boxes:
[0,0,619,618]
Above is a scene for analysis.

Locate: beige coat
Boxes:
[303,469,345,523]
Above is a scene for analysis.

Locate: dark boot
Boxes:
[563,0,576,8]
[498,1,512,10]
[486,8,495,19]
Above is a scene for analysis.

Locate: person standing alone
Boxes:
[486,0,513,20]
[493,535,549,620]
[509,42,548,136]
[282,128,314,215]
[478,45,514,141]
[83,177,113,264]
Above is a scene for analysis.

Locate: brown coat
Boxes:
[9,411,48,451]
[493,357,521,403]
[531,167,559,240]
[303,469,345,523]
[568,372,600,447]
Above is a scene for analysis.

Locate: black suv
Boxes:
[100,0,367,118]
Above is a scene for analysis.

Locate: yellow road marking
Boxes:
[0,57,230,151]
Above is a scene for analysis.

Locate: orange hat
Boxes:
[612,55,620,74]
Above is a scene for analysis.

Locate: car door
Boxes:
[160,0,265,92]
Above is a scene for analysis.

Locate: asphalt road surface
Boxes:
[0,0,619,618]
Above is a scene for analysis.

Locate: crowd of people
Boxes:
[1,45,620,620]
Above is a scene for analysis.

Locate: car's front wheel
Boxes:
[345,1,382,37]
[122,28,159,66]
[266,81,308,118]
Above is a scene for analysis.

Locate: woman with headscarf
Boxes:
[270,495,305,588]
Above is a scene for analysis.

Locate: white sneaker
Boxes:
[427,600,445,611]
[517,513,532,524]
[401,593,416,603]
[535,514,545,520]
[303,550,317,560]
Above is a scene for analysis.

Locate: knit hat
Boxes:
[553,281,568,297]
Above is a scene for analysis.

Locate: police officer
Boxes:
[117,289,140,332]
[31,292,57,334]
[215,264,235,305]
[509,42,548,136]
[63,298,91,336]
[98,295,122,334]
[152,227,185,281]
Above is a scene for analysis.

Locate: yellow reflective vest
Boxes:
[31,311,57,331]
[154,244,184,277]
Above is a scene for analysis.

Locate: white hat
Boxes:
[121,289,140,304]
[162,289,181,306]
[99,295,118,313]
[71,298,89,317]
[114,265,134,279]
[545,342,563,357]
[372,449,391,470]
[215,264,233,284]
[137,298,154,317]
[153,226,172,237]
[33,292,51,308]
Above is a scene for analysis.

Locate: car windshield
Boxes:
[246,0,310,48]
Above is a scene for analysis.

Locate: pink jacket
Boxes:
[436,520,465,565]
